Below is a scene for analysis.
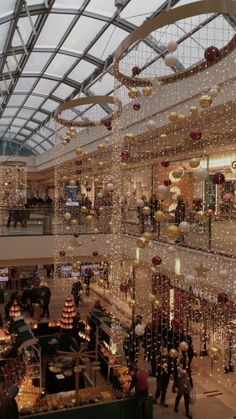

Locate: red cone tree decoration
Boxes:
[60,296,76,330]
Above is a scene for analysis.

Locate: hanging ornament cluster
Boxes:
[60,296,76,330]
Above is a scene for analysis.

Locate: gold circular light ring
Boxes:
[114,0,236,87]
[54,95,123,128]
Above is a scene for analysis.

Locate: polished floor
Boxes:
[2,276,236,418]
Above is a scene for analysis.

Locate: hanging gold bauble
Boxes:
[169,348,178,358]
[179,341,189,352]
[172,168,183,179]
[167,224,180,238]
[143,86,154,97]
[108,221,113,229]
[159,133,168,141]
[142,206,151,216]
[189,158,200,168]
[195,211,207,222]
[98,144,105,150]
[71,219,78,226]
[72,263,79,271]
[208,345,222,361]
[212,84,220,91]
[69,179,76,186]
[128,88,139,99]
[120,162,127,169]
[149,293,156,303]
[151,266,156,273]
[81,206,88,213]
[66,129,71,136]
[137,237,147,248]
[62,140,68,145]
[70,132,76,138]
[189,106,198,114]
[143,231,152,242]
[128,299,135,309]
[154,210,165,222]
[62,176,67,182]
[86,215,94,224]
[76,148,82,155]
[199,94,213,109]
[124,133,134,145]
[91,236,96,242]
[169,112,179,122]
[153,299,162,309]
[133,259,140,268]
[177,114,186,124]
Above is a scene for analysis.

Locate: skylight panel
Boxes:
[27,121,39,129]
[53,0,84,9]
[120,0,164,25]
[91,73,114,95]
[12,118,26,127]
[42,99,59,112]
[35,14,75,48]
[34,111,48,121]
[62,16,105,54]
[33,78,58,95]
[8,95,26,106]
[45,54,77,78]
[53,84,74,99]
[86,0,116,17]
[0,23,11,53]
[23,52,52,73]
[12,16,38,47]
[24,95,45,108]
[68,60,96,83]
[14,78,37,92]
[0,0,16,18]
[89,26,128,60]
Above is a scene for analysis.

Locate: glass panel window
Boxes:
[27,121,39,129]
[53,83,74,99]
[89,26,127,59]
[91,73,114,95]
[33,78,58,95]
[23,52,52,73]
[40,141,52,150]
[0,23,11,53]
[14,77,37,92]
[21,128,32,135]
[12,118,26,127]
[17,109,35,119]
[120,0,164,25]
[68,60,96,83]
[2,109,17,118]
[0,0,16,18]
[35,14,75,48]
[45,54,77,78]
[34,111,48,121]
[42,99,59,112]
[0,118,14,125]
[86,0,116,17]
[62,16,105,54]
[35,145,45,153]
[53,0,84,9]
[27,140,37,148]
[0,79,11,93]
[4,54,22,73]
[12,16,38,47]
[24,95,45,108]
[8,95,26,106]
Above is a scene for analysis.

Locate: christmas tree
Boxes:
[60,296,76,330]
[9,299,21,317]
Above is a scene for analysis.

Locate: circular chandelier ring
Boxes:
[114,0,236,87]
[54,95,123,128]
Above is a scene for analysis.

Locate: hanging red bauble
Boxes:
[59,250,66,257]
[74,233,79,238]
[152,255,162,266]
[121,149,131,161]
[171,318,181,331]
[164,179,171,187]
[75,159,82,166]
[204,45,220,62]
[107,125,112,131]
[76,169,82,175]
[218,291,228,304]
[86,187,91,192]
[85,267,93,276]
[120,282,129,293]
[161,160,170,168]
[133,103,141,111]
[104,119,112,127]
[213,172,225,185]
[93,251,98,257]
[132,66,141,76]
[190,128,202,141]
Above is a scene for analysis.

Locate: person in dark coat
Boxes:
[41,284,51,318]
[154,347,172,407]
[129,367,149,419]
[174,359,193,419]
[175,196,186,225]
[149,194,160,231]
[0,385,19,419]
[71,280,82,307]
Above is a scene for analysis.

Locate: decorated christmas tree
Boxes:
[60,296,76,330]
[9,299,21,317]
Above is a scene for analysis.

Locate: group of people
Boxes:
[6,195,53,228]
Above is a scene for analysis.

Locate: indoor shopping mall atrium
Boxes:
[0,0,236,418]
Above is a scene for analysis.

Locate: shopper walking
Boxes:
[154,347,172,407]
[129,366,149,419]
[71,279,82,307]
[174,359,193,418]
[149,194,160,232]
[41,283,51,318]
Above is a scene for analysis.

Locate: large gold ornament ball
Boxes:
[91,236,96,242]
[149,293,156,303]
[189,158,200,168]
[153,299,162,309]
[62,176,67,182]
[108,221,113,229]
[195,211,207,222]
[81,206,88,214]
[159,134,168,141]
[128,88,139,99]
[177,114,186,124]
[72,263,79,271]
[208,345,222,361]
[143,85,154,97]
[189,106,197,114]
[167,224,180,238]
[69,179,76,187]
[199,94,213,109]
[76,148,83,155]
[70,132,76,138]
[98,144,105,150]
[169,112,179,122]
[179,341,189,352]
[86,215,94,224]
[128,299,135,309]
[143,231,153,242]
[154,210,165,222]
[137,237,147,248]
[142,206,151,216]
[71,219,78,226]
[172,168,183,179]
[169,348,178,358]
[133,259,140,268]
[124,132,135,145]
[66,129,71,136]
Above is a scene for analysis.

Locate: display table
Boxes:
[20,396,153,419]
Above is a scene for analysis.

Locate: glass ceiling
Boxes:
[0,0,235,156]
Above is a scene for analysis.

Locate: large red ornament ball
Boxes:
[218,292,228,304]
[120,282,129,293]
[190,128,202,141]
[107,125,112,131]
[161,160,170,168]
[152,255,162,266]
[59,250,66,257]
[75,159,83,166]
[133,103,141,111]
[132,66,141,76]
[213,172,225,185]
[164,179,171,187]
[85,267,93,276]
[171,318,181,331]
[93,251,98,257]
[121,149,131,161]
[204,45,220,62]
[104,119,112,127]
